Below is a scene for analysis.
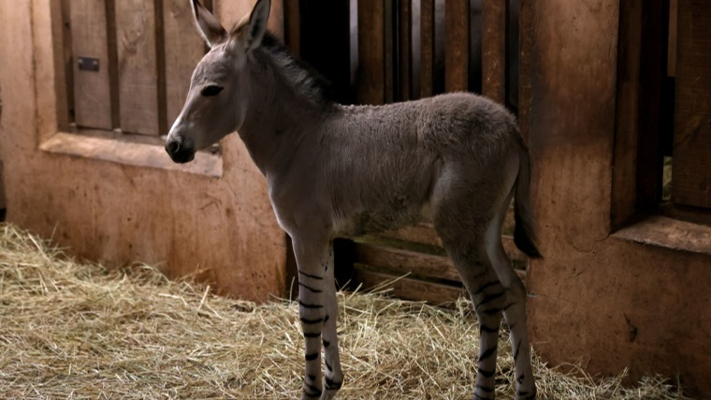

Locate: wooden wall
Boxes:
[525,0,711,396]
[0,0,287,302]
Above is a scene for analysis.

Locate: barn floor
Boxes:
[0,224,696,400]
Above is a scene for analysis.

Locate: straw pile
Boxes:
[0,223,695,400]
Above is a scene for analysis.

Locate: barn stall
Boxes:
[0,0,710,398]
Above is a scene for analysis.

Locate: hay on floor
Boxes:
[0,224,695,399]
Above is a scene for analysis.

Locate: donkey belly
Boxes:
[334,204,428,238]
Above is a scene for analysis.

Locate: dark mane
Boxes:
[258,32,335,106]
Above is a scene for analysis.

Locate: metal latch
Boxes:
[77,57,100,72]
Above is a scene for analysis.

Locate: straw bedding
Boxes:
[0,224,695,399]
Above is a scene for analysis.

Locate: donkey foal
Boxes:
[166,1,542,399]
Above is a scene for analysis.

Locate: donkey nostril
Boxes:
[166,141,181,155]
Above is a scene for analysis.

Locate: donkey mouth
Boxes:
[170,151,195,164]
[165,138,196,164]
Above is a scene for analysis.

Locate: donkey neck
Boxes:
[236,51,331,176]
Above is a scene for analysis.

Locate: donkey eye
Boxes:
[201,85,224,97]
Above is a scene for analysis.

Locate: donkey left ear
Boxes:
[237,0,271,51]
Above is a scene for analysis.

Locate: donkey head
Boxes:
[165,0,271,163]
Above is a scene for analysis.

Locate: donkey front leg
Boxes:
[320,245,344,400]
[293,236,336,400]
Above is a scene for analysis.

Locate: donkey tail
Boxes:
[513,144,543,258]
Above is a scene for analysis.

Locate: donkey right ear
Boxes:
[190,0,227,47]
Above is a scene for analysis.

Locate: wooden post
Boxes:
[445,0,469,92]
[672,0,711,208]
[420,0,435,98]
[482,0,507,104]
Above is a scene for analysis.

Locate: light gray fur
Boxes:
[166,1,541,399]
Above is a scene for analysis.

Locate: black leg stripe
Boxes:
[474,281,500,295]
[299,282,323,293]
[300,317,324,324]
[474,395,495,400]
[299,300,323,309]
[517,373,525,384]
[324,314,330,323]
[478,368,495,378]
[299,270,324,280]
[477,291,505,307]
[478,345,497,362]
[323,339,330,348]
[325,377,342,390]
[513,340,522,360]
[326,360,332,371]
[305,353,319,361]
[303,332,321,338]
[480,324,499,333]
[475,384,494,393]
[303,385,322,398]
[503,301,516,312]
[481,307,502,316]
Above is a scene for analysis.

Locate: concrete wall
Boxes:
[0,0,287,302]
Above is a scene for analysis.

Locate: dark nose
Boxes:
[165,140,181,156]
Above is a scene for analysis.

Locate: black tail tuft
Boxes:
[513,143,543,259]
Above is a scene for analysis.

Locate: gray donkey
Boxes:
[166,1,541,399]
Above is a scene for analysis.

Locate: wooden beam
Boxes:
[482,0,507,104]
[116,0,160,135]
[672,0,711,208]
[357,0,386,104]
[162,0,206,130]
[69,0,113,130]
[420,0,435,98]
[445,0,469,92]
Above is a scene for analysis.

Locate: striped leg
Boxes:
[447,246,505,400]
[470,270,506,400]
[293,239,329,400]
[502,277,536,400]
[320,245,343,400]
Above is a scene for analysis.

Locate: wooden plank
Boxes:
[672,0,711,208]
[611,0,643,228]
[445,0,469,92]
[518,0,532,142]
[116,0,160,135]
[357,0,385,104]
[283,0,300,55]
[635,0,669,209]
[668,0,678,77]
[399,0,412,101]
[420,0,435,98]
[354,242,460,282]
[481,0,507,104]
[375,223,526,262]
[69,0,113,130]
[163,0,206,129]
[352,267,466,305]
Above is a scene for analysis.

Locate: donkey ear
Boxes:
[240,0,271,51]
[189,0,227,47]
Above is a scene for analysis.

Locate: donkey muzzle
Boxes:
[165,137,196,164]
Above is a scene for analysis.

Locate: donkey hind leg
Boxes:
[293,236,332,400]
[487,192,536,400]
[435,195,506,400]
[490,192,536,400]
[443,236,506,400]
[320,245,344,400]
